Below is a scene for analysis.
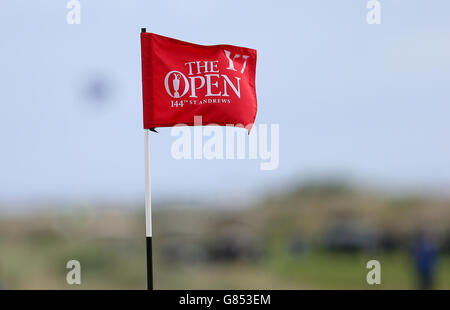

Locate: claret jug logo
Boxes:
[165,71,189,98]
[164,50,250,107]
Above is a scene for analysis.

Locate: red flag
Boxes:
[140,32,257,132]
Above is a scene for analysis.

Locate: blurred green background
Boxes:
[1,181,449,289]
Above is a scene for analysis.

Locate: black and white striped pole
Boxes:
[141,27,154,290]
[144,128,153,290]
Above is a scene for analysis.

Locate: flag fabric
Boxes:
[140,32,257,132]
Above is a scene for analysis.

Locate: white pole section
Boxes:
[144,128,152,237]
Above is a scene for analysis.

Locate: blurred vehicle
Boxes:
[323,220,381,253]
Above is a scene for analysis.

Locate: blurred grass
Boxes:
[270,251,450,289]
[0,237,146,289]
[1,231,449,289]
[1,183,450,289]
[157,252,450,290]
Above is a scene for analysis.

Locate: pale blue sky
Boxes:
[1,1,450,205]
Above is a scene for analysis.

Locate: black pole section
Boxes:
[141,27,153,290]
[146,236,153,290]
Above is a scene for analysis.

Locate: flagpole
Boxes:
[144,127,153,290]
[141,27,153,290]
